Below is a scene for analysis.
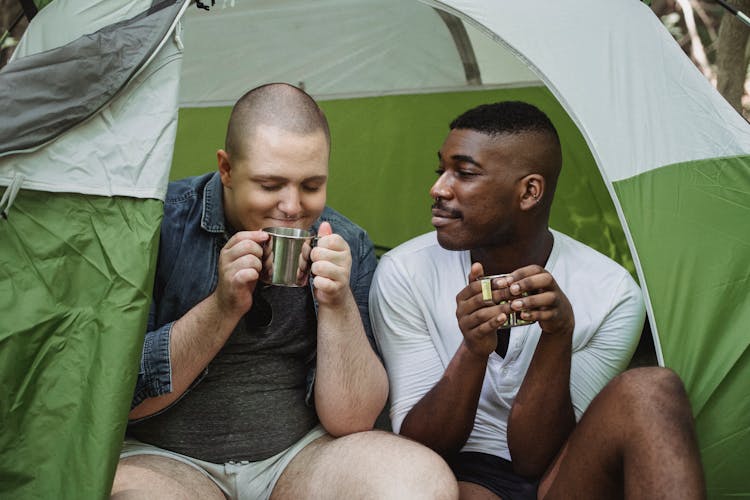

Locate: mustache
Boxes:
[431,201,462,218]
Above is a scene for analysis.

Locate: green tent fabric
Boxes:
[2,0,749,497]
[0,1,186,498]
[614,156,750,496]
[0,193,161,498]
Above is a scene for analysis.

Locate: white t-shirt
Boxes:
[369,229,645,461]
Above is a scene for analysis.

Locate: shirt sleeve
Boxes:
[569,272,646,419]
[369,254,447,433]
[351,229,378,351]
[129,301,173,409]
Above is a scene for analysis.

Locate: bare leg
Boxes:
[458,481,501,500]
[538,367,706,500]
[271,430,459,499]
[111,455,225,500]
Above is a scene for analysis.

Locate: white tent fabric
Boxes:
[433,0,750,182]
[177,0,539,106]
[0,0,187,199]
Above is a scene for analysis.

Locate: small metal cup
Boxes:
[478,273,535,328]
[260,227,315,287]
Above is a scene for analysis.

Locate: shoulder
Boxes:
[164,172,215,206]
[549,230,643,314]
[318,206,366,235]
[382,232,441,259]
[375,232,464,286]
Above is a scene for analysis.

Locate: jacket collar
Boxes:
[201,172,227,234]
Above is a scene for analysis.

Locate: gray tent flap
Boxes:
[0,0,185,156]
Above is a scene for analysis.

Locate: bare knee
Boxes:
[611,367,689,406]
[277,430,458,499]
[604,367,696,433]
[111,455,224,500]
[339,431,458,499]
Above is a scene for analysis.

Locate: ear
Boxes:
[519,173,544,211]
[217,149,232,188]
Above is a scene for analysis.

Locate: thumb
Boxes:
[469,262,485,282]
[318,221,333,237]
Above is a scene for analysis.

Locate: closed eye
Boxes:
[302,183,324,193]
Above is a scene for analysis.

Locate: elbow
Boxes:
[316,400,383,437]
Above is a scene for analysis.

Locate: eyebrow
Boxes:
[437,151,483,168]
[252,175,328,183]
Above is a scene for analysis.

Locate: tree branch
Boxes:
[676,0,715,81]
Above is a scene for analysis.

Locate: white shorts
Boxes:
[120,425,327,500]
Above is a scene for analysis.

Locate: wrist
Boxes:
[209,292,246,327]
[458,341,491,365]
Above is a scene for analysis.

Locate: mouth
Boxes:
[431,204,462,228]
[267,217,307,228]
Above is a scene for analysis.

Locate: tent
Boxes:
[1,0,748,497]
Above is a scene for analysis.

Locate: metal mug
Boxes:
[478,273,535,328]
[260,227,316,287]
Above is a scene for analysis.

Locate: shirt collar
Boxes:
[201,172,227,234]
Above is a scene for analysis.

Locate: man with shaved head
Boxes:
[370,101,706,499]
[112,83,458,499]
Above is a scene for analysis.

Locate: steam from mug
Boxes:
[260,227,315,287]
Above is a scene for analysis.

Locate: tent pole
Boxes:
[716,0,750,28]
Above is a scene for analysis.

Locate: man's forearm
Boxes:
[314,292,388,436]
[400,342,488,457]
[129,293,241,420]
[508,331,575,478]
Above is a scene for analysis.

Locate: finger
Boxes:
[313,233,349,253]
[508,272,556,297]
[311,275,348,299]
[460,306,507,334]
[317,221,333,238]
[223,254,263,279]
[225,230,270,249]
[223,236,267,260]
[311,259,348,282]
[518,308,565,324]
[509,290,558,312]
[312,246,350,267]
[469,262,484,282]
[456,264,486,302]
[232,266,260,284]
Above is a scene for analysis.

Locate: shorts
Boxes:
[448,451,538,500]
[120,425,327,500]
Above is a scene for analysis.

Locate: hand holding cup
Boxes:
[310,221,352,306]
[216,231,269,316]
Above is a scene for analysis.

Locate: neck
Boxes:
[471,228,554,276]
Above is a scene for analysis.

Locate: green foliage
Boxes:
[34,0,54,10]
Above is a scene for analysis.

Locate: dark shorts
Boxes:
[448,452,538,500]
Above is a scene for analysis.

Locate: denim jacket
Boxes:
[131,172,378,410]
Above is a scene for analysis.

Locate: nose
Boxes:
[279,187,303,218]
[430,171,452,201]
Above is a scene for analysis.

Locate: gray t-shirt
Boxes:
[128,284,318,463]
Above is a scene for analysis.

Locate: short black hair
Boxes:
[450,101,559,143]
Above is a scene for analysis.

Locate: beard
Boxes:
[435,218,516,251]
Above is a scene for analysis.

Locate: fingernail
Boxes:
[510,284,521,294]
[512,300,523,309]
